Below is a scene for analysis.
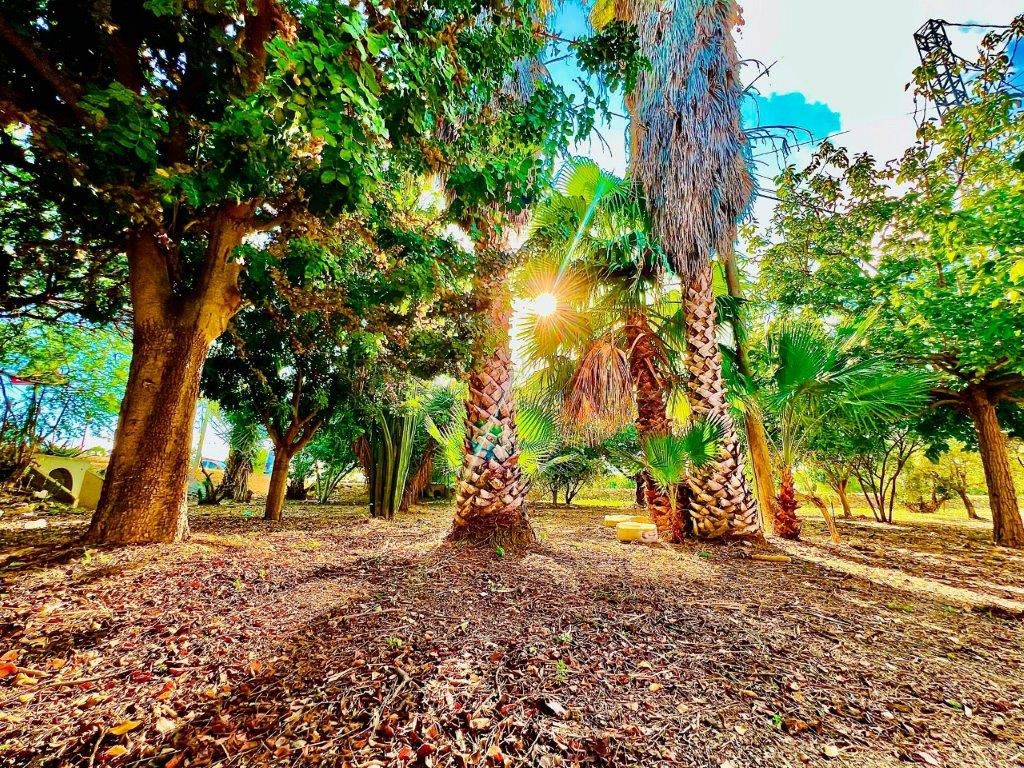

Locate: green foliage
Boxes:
[749,26,1024,421]
[760,321,931,467]
[536,443,604,506]
[572,22,649,95]
[0,320,130,446]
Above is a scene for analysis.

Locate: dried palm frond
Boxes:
[630,0,753,276]
[562,339,635,433]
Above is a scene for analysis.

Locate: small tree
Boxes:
[640,420,722,542]
[849,424,921,525]
[537,444,603,507]
[760,323,930,538]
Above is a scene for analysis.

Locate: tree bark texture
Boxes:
[774,465,802,539]
[451,339,535,549]
[449,228,534,550]
[968,389,1024,548]
[85,319,209,544]
[400,442,434,513]
[682,261,759,539]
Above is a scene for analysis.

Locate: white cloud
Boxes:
[738,1,1014,166]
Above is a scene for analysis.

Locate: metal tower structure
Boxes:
[914,19,969,114]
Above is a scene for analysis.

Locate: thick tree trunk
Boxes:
[265,448,290,522]
[451,339,535,549]
[624,312,675,538]
[85,321,210,545]
[85,216,245,545]
[634,473,646,507]
[774,465,802,539]
[968,389,1024,548]
[682,261,760,539]
[449,230,534,549]
[957,488,980,520]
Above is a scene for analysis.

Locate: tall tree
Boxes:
[203,204,480,521]
[629,0,760,539]
[441,57,583,549]
[0,0,550,543]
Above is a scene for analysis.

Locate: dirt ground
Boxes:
[2,494,1024,768]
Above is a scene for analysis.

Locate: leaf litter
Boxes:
[1,498,1023,767]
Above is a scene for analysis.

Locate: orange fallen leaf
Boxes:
[110,720,142,736]
[103,745,129,759]
[0,662,17,678]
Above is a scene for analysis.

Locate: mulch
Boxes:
[1,496,1023,767]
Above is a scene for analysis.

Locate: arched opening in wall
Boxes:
[49,467,74,491]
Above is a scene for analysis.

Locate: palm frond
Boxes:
[640,418,723,493]
[562,340,635,435]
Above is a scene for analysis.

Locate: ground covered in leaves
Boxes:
[2,494,1024,768]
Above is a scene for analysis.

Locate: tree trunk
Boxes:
[682,261,760,539]
[774,465,802,539]
[957,488,980,520]
[85,216,245,545]
[400,442,434,513]
[449,226,534,549]
[451,338,535,549]
[265,448,290,522]
[968,389,1024,547]
[720,238,779,534]
[85,321,209,544]
[624,312,675,538]
[835,480,853,518]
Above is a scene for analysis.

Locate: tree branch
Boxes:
[0,12,89,124]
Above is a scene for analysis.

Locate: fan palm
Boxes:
[640,419,723,540]
[519,158,683,536]
[620,0,759,539]
[761,322,931,539]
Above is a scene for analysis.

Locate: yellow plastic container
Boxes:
[629,514,653,524]
[616,521,658,542]
[603,514,634,528]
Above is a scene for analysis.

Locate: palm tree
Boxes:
[761,323,931,539]
[640,419,723,538]
[624,0,760,539]
[445,58,552,549]
[520,158,683,537]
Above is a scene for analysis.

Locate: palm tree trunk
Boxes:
[774,465,802,539]
[682,261,760,539]
[624,312,675,538]
[449,235,534,549]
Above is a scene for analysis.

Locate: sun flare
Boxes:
[532,292,558,317]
